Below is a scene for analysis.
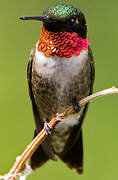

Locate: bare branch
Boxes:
[0,86,118,180]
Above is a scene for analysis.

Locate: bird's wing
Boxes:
[88,46,95,92]
[27,46,57,170]
[59,47,95,173]
[27,46,43,131]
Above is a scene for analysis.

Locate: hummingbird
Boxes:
[20,3,95,174]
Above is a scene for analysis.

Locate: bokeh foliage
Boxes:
[0,0,118,179]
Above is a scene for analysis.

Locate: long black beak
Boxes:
[19,16,49,22]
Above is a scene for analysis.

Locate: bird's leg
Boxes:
[72,98,81,113]
[44,119,54,135]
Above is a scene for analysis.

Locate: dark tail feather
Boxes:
[30,129,57,170]
[59,130,83,174]
[30,130,49,170]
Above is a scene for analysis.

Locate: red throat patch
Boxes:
[38,26,90,58]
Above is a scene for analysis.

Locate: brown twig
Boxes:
[0,86,118,180]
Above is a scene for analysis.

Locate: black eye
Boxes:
[68,17,76,25]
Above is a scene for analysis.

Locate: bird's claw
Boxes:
[72,98,80,113]
[44,122,53,135]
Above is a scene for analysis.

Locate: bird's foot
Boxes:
[72,98,81,113]
[44,121,53,136]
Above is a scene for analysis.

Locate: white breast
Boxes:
[34,42,88,80]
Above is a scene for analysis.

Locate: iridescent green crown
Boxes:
[43,4,81,20]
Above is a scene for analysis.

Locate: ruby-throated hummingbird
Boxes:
[20,4,95,174]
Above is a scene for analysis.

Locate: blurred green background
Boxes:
[0,0,118,179]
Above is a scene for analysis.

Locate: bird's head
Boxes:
[20,4,87,38]
[20,4,89,58]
